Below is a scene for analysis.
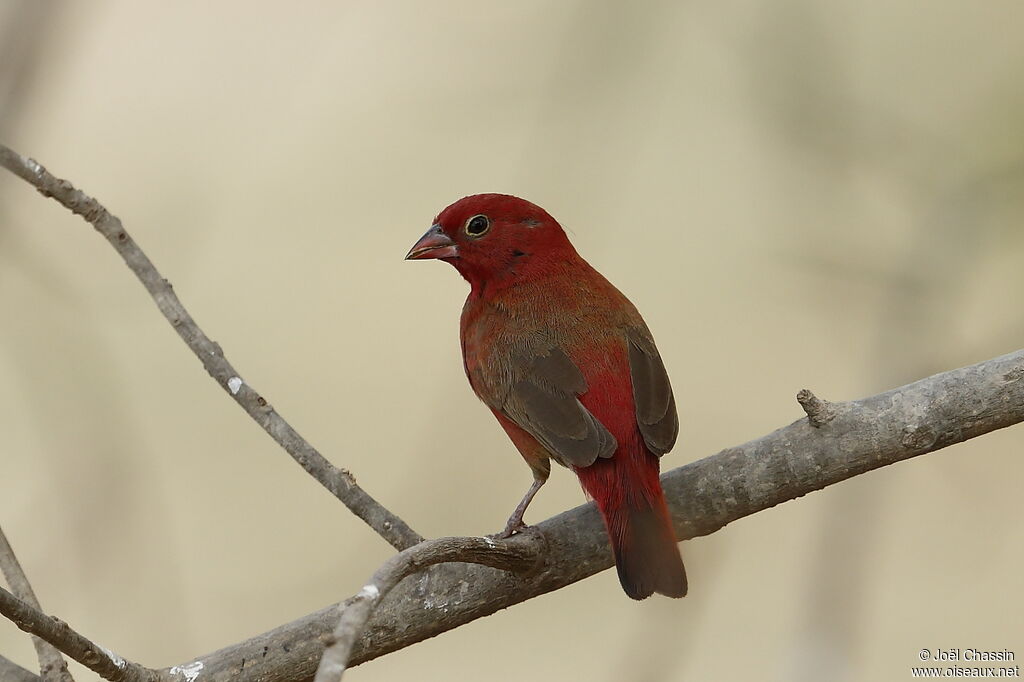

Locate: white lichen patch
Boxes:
[170,660,205,682]
[98,645,125,669]
[359,584,380,600]
[227,376,243,395]
[417,574,448,611]
[422,591,449,612]
[27,158,42,175]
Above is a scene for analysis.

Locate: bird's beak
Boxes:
[405,224,458,260]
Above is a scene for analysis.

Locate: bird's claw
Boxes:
[488,519,529,541]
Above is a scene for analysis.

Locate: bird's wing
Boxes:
[500,346,617,468]
[625,326,679,456]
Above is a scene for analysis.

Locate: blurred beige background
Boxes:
[1,2,1022,681]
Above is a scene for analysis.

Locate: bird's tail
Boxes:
[576,454,687,600]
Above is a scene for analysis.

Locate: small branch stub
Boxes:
[796,389,836,428]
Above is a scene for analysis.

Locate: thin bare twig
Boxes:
[165,348,1024,681]
[0,586,162,682]
[0,526,74,682]
[0,143,423,552]
[0,654,42,682]
[314,532,545,682]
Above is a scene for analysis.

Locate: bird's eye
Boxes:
[464,214,490,237]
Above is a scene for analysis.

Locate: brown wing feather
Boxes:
[502,347,617,468]
[626,328,678,456]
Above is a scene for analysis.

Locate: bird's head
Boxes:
[405,194,577,290]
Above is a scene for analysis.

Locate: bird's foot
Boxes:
[488,518,529,541]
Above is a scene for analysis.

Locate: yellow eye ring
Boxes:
[464,214,490,237]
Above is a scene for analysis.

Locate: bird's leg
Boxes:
[492,477,546,539]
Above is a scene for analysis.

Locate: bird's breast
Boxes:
[459,281,632,410]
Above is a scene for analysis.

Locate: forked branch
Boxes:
[0,586,160,682]
[314,532,545,681]
[0,526,74,682]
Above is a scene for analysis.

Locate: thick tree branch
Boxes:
[314,532,545,681]
[0,143,422,552]
[0,526,74,682]
[163,348,1024,681]
[0,586,162,682]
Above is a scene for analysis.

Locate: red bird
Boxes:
[406,194,686,599]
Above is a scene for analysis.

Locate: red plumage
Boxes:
[407,194,686,599]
